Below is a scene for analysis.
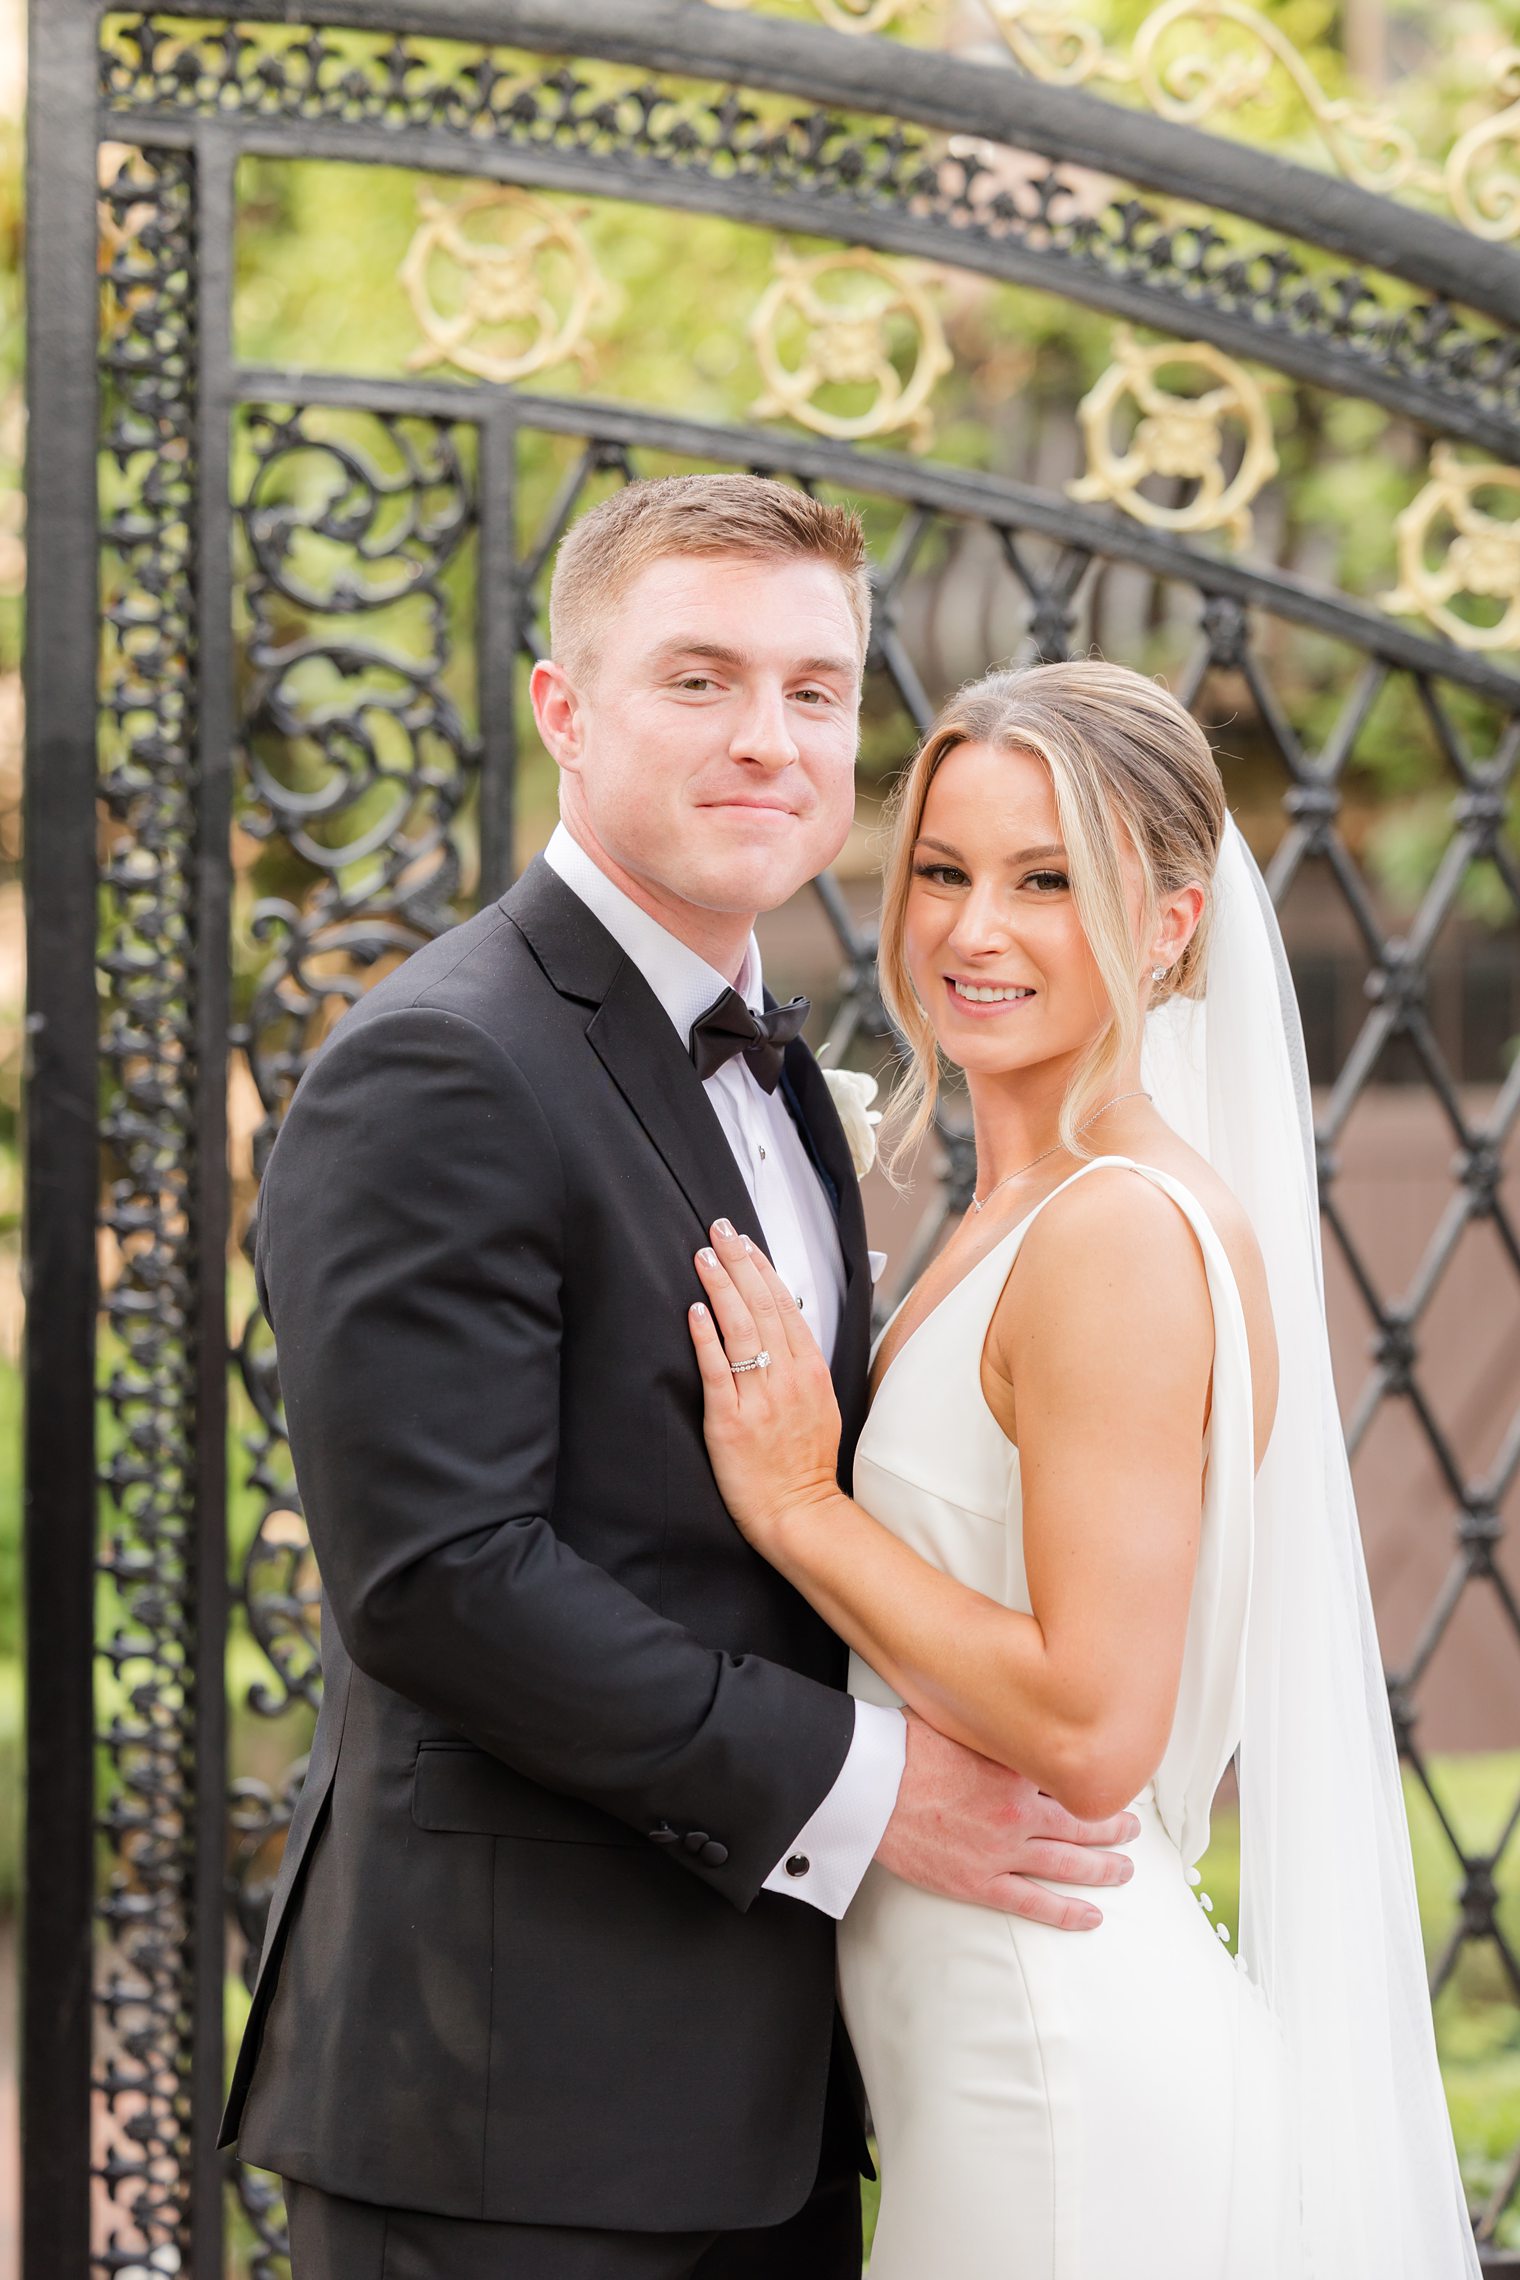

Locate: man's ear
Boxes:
[530,658,584,772]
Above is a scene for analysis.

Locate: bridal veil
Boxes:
[1142,818,1480,2277]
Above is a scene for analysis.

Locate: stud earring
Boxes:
[1151,966,1167,982]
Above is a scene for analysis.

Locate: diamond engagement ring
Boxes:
[729,1352,772,1374]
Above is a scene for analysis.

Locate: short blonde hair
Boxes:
[548,473,872,686]
[877,659,1226,1176]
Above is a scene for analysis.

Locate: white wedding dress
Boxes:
[836,823,1480,2278]
[839,1155,1295,2280]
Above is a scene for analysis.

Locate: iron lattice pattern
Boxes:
[98,12,1520,455]
[95,144,203,2267]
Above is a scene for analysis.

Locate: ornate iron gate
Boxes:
[22,1,1520,2270]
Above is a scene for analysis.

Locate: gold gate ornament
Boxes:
[1069,329,1278,548]
[987,0,1520,241]
[1444,49,1520,243]
[749,246,952,449]
[1383,444,1520,653]
[400,185,604,386]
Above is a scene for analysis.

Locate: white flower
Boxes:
[822,1066,882,1180]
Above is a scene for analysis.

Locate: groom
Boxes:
[221,475,1137,2278]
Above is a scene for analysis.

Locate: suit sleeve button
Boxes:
[785,1853,810,1878]
[684,1830,710,1855]
[649,1824,679,1845]
[699,1840,729,1867]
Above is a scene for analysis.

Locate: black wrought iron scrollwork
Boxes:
[94,140,202,2274]
[99,15,1520,455]
[228,1759,309,1984]
[235,406,475,1110]
[228,409,478,1670]
[224,402,479,2258]
[241,408,470,612]
[228,399,477,1570]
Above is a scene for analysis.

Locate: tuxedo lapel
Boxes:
[506,858,870,1447]
[504,857,763,1251]
[586,962,762,1249]
[776,1067,839,1219]
[781,1037,873,1460]
[781,1040,870,1288]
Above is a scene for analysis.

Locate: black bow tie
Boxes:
[689,988,810,1094]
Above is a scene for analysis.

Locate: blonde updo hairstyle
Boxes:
[877,659,1226,1178]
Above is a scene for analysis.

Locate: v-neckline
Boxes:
[868,1159,1108,1403]
[868,1157,1251,1477]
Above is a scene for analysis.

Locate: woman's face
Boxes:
[901,739,1137,1086]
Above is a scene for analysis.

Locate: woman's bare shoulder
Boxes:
[1120,1132,1280,1453]
[1139,1136,1271,1308]
[988,1137,1279,1458]
[1003,1157,1215,1328]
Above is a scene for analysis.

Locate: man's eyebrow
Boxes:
[647,637,858,680]
[649,638,748,671]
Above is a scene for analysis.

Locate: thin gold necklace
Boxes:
[969,1091,1153,1214]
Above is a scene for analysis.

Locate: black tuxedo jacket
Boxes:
[220,858,875,2230]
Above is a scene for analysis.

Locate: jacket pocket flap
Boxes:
[412,1744,642,1847]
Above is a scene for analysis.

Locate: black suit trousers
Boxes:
[284,2058,864,2280]
[286,2173,861,2280]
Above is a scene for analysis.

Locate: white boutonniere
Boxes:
[822,1067,882,1180]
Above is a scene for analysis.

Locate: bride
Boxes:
[685,660,1479,2277]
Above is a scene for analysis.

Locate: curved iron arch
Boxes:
[102,4,1520,452]
[117,0,1520,325]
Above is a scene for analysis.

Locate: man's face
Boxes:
[535,550,863,925]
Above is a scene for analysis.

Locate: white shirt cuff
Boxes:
[761,1700,907,1918]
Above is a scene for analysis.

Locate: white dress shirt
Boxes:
[544,825,906,1916]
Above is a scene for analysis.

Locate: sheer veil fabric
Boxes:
[1141,819,1479,2276]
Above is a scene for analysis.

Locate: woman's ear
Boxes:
[1150,880,1206,974]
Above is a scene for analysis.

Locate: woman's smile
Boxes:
[944,975,1039,1015]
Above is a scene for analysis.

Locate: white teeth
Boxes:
[953,981,1033,1004]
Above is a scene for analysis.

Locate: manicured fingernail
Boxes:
[1119,1860,1134,1881]
[740,1235,754,1253]
[1081,1909,1102,1929]
[690,1303,708,1320]
[698,1247,718,1267]
[713,1219,735,1240]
